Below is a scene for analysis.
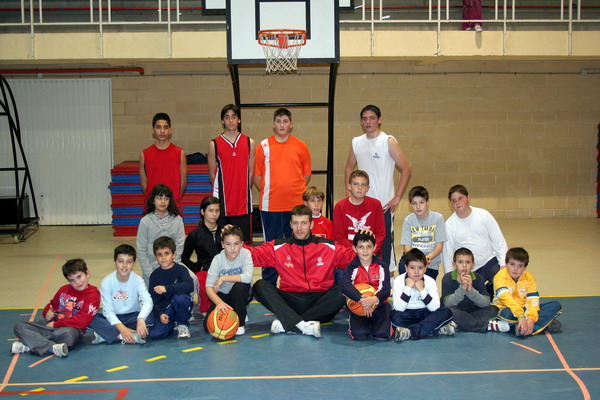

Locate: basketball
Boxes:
[346,283,377,316]
[206,309,240,340]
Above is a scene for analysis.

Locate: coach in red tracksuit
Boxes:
[250,205,357,338]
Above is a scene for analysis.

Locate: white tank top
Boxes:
[352,131,397,206]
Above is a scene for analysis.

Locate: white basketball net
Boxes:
[258,30,306,75]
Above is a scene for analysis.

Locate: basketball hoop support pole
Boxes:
[227,62,339,218]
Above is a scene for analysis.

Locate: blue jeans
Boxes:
[88,311,155,344]
[390,306,453,339]
[147,293,193,340]
[498,301,562,335]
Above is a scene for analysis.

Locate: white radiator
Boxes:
[0,78,113,225]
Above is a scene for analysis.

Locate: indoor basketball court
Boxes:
[1,0,599,399]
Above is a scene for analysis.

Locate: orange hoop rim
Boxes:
[258,29,307,48]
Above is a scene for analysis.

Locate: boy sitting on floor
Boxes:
[493,247,562,336]
[12,259,100,357]
[391,248,455,342]
[442,247,504,332]
[341,232,392,341]
[89,244,153,344]
[148,236,194,340]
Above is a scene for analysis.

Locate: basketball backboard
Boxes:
[226,0,340,65]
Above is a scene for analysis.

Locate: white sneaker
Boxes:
[52,343,69,357]
[131,332,146,344]
[92,332,106,345]
[394,327,411,342]
[488,319,510,333]
[271,319,285,334]
[303,321,321,338]
[11,341,30,354]
[177,324,191,339]
[235,326,245,336]
[121,332,146,344]
[474,24,483,32]
[439,321,457,336]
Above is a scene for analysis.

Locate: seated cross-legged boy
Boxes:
[341,232,392,341]
[148,236,194,340]
[205,226,253,336]
[88,244,154,345]
[391,249,455,342]
[304,186,333,240]
[441,247,502,333]
[12,259,100,357]
[493,247,563,337]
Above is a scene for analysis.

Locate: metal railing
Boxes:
[1,0,599,57]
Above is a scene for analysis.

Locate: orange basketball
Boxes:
[346,283,377,316]
[206,309,240,340]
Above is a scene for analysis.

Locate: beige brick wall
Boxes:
[112,60,599,220]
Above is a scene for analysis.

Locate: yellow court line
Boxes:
[63,376,88,383]
[321,322,333,326]
[106,366,129,373]
[251,334,271,339]
[19,387,45,396]
[217,340,237,345]
[5,367,600,387]
[145,356,167,362]
[181,347,203,353]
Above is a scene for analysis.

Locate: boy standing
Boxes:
[304,186,332,240]
[442,185,508,295]
[88,245,153,344]
[205,226,253,336]
[208,104,255,245]
[254,108,312,284]
[442,248,503,333]
[139,112,187,211]
[341,232,392,341]
[391,248,455,342]
[399,186,447,280]
[493,247,563,336]
[345,105,412,270]
[12,259,100,357]
[147,236,194,340]
[333,170,386,255]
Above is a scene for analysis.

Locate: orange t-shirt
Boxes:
[254,135,311,212]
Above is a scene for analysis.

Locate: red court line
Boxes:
[510,341,542,354]
[545,331,591,400]
[29,253,62,322]
[28,356,54,369]
[566,242,600,257]
[0,253,61,393]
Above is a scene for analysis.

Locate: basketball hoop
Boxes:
[258,29,307,75]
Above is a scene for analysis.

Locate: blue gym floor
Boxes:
[2,296,598,400]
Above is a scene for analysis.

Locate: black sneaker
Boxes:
[547,319,562,332]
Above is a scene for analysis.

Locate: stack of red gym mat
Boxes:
[109,161,211,236]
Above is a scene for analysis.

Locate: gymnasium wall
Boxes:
[112,60,599,220]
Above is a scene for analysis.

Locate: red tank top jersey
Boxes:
[143,143,183,209]
[212,133,252,216]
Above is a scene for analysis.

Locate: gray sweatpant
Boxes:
[14,321,82,356]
